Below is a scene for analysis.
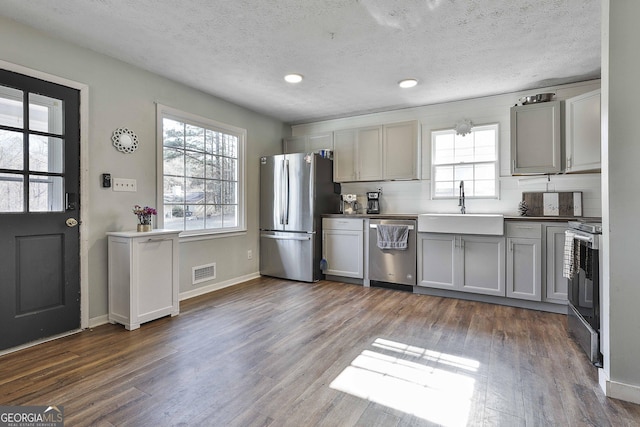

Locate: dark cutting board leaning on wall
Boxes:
[522,191,583,216]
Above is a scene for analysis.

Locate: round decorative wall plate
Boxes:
[454,119,473,137]
[112,128,139,153]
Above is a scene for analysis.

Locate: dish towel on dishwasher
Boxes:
[563,230,576,279]
[376,224,409,250]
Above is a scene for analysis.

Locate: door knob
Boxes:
[66,218,79,227]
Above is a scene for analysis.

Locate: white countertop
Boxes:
[106,229,181,238]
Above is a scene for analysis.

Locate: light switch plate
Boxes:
[112,178,137,192]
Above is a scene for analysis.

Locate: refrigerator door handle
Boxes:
[279,159,286,225]
[284,159,290,225]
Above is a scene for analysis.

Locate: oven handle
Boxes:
[570,231,600,250]
[573,233,593,243]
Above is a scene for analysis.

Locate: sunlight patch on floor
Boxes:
[330,338,477,427]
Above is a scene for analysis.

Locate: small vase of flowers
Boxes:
[133,205,157,232]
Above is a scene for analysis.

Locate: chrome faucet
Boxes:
[458,180,466,214]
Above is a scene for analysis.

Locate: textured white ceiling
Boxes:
[0,0,600,124]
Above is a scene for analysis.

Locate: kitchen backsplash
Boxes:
[340,173,602,218]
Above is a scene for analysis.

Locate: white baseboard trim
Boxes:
[89,314,110,328]
[179,272,261,301]
[599,368,640,404]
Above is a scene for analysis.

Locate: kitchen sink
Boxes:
[417,213,504,235]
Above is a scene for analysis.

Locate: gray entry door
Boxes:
[0,69,81,351]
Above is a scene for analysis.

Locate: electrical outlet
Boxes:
[112,178,137,192]
[247,250,253,260]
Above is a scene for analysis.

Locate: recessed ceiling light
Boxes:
[398,78,418,88]
[284,74,303,83]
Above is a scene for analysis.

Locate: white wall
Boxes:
[0,16,285,322]
[600,0,640,403]
[293,81,602,218]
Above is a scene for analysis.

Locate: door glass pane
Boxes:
[0,173,24,212]
[0,86,23,128]
[29,175,64,212]
[29,93,63,135]
[29,135,64,173]
[0,129,23,170]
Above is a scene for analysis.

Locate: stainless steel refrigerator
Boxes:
[259,153,338,282]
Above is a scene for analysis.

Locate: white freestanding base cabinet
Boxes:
[107,229,180,330]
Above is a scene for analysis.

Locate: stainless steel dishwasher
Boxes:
[368,218,417,286]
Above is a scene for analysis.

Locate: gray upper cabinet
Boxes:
[333,120,420,182]
[283,132,333,154]
[565,89,601,173]
[383,120,420,180]
[333,126,383,182]
[510,100,562,174]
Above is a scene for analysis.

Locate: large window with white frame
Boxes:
[157,104,246,236]
[431,124,499,199]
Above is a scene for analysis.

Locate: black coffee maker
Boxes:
[366,191,380,214]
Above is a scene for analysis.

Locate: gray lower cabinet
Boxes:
[418,233,456,290]
[505,222,542,301]
[544,225,569,302]
[418,233,505,296]
[417,222,569,306]
[506,237,542,301]
[322,218,364,279]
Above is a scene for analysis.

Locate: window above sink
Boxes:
[431,123,499,200]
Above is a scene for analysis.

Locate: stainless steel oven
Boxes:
[565,221,602,366]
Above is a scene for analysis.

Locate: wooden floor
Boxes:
[1,277,639,426]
